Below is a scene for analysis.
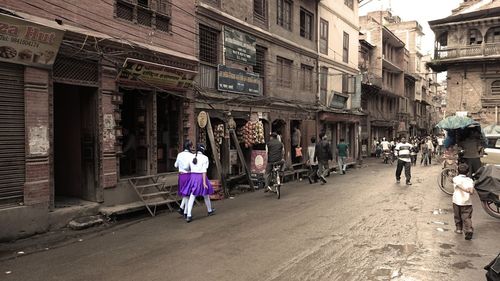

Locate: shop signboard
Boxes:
[224,27,256,65]
[119,58,196,90]
[217,65,261,95]
[330,91,349,109]
[0,13,64,68]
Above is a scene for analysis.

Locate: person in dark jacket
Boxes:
[265,132,284,191]
[314,133,332,185]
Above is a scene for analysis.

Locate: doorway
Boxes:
[156,93,182,173]
[54,83,98,203]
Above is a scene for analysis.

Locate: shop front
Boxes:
[319,112,362,165]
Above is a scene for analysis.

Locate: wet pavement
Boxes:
[0,158,499,281]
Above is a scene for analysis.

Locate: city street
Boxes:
[1,159,499,281]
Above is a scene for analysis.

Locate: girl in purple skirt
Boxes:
[185,144,215,222]
[174,140,194,217]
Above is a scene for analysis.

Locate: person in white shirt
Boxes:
[185,144,215,223]
[452,163,475,240]
[394,136,413,185]
[380,138,390,152]
[426,137,435,164]
[437,135,445,156]
[174,140,194,217]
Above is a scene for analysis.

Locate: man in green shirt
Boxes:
[337,138,349,174]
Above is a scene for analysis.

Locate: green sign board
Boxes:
[224,27,256,65]
[218,65,261,95]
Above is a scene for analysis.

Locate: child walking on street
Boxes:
[452,163,475,240]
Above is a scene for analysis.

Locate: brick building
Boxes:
[428,0,500,125]
[0,0,198,240]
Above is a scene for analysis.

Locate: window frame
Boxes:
[199,24,219,65]
[344,0,354,9]
[491,80,500,95]
[300,7,313,40]
[277,0,292,31]
[277,56,293,88]
[343,32,349,63]
[254,0,267,21]
[115,0,171,32]
[319,18,328,54]
[301,64,314,92]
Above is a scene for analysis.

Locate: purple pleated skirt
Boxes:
[189,173,214,196]
[177,173,192,197]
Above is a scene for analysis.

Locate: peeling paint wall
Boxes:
[28,125,49,156]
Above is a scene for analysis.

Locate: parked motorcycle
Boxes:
[473,165,500,219]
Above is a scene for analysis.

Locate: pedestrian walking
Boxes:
[457,128,483,176]
[420,140,429,166]
[314,133,332,185]
[174,140,194,217]
[452,163,475,240]
[426,137,435,165]
[185,144,215,223]
[307,136,318,184]
[395,136,413,185]
[291,125,302,163]
[410,143,418,166]
[337,138,349,174]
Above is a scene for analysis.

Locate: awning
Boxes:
[319,112,361,123]
[2,8,198,63]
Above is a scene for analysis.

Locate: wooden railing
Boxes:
[435,43,500,60]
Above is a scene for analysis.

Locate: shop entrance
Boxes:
[156,93,182,173]
[119,89,151,177]
[290,120,302,163]
[54,83,98,202]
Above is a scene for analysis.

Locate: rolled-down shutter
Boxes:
[0,62,25,206]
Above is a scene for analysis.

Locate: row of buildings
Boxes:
[0,0,443,240]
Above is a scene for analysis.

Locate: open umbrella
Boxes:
[436,115,477,130]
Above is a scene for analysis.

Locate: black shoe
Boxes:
[406,181,412,186]
[396,179,400,183]
[207,209,216,216]
[177,208,184,216]
[186,216,192,223]
[319,176,327,184]
[308,177,313,184]
[184,214,187,219]
[465,232,473,240]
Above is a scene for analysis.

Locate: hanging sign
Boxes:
[118,58,196,90]
[197,111,208,128]
[217,65,261,95]
[224,27,256,65]
[0,13,64,68]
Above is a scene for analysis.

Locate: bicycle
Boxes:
[437,150,465,196]
[266,162,283,199]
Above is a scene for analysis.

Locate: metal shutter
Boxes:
[0,62,25,206]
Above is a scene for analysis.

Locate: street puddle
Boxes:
[439,243,455,249]
[452,261,475,270]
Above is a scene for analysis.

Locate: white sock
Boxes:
[187,194,196,217]
[203,195,212,212]
[180,197,188,210]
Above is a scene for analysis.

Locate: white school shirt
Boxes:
[308,144,318,166]
[190,153,209,173]
[174,150,194,173]
[381,141,390,150]
[452,174,474,206]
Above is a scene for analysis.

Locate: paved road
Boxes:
[1,159,499,281]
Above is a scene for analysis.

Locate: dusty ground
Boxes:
[0,158,499,281]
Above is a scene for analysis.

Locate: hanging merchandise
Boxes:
[213,123,225,159]
[241,120,266,148]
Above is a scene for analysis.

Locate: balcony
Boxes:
[431,43,500,71]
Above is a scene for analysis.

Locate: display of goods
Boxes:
[240,120,266,148]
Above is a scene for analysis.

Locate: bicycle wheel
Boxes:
[481,200,500,219]
[437,167,456,196]
[276,184,281,199]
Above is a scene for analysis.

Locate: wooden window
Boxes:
[344,0,353,9]
[492,80,500,95]
[277,56,292,88]
[277,0,292,30]
[469,29,483,45]
[342,74,349,94]
[300,8,313,40]
[115,0,170,31]
[301,64,314,91]
[343,32,349,63]
[254,0,267,21]
[199,25,218,65]
[320,19,328,54]
[486,27,500,43]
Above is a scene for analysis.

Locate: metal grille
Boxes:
[157,0,170,15]
[116,0,133,21]
[53,56,98,86]
[254,46,266,76]
[156,14,170,32]
[0,62,25,206]
[199,25,218,65]
[137,7,153,27]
